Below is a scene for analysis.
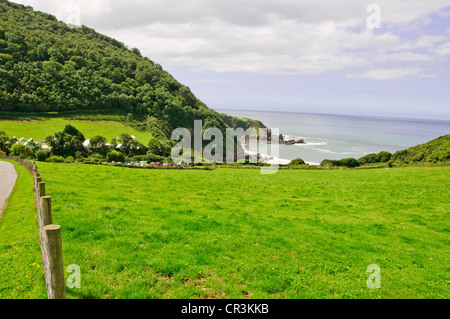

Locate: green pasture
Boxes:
[29,163,449,299]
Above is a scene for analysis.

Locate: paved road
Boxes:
[0,161,18,218]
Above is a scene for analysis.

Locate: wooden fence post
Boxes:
[40,196,53,226]
[38,182,46,197]
[43,225,66,299]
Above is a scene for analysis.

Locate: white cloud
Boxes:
[14,0,450,78]
[435,42,450,56]
[346,67,437,80]
[372,52,434,63]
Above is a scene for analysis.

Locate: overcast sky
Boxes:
[15,0,450,120]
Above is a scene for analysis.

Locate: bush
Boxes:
[320,159,339,167]
[35,149,49,162]
[10,144,34,159]
[48,155,65,163]
[83,156,100,164]
[358,151,391,164]
[91,153,104,161]
[358,153,378,164]
[320,158,360,168]
[378,151,392,163]
[339,158,360,168]
[288,158,306,166]
[64,156,75,163]
[107,151,126,163]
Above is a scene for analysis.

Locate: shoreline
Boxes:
[242,148,319,166]
[242,136,322,165]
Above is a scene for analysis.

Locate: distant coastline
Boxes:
[222,109,450,165]
[218,108,450,124]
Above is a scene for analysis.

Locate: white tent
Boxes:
[19,137,27,142]
[83,139,91,148]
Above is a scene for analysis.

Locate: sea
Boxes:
[218,110,450,165]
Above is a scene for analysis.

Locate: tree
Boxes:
[89,135,110,156]
[63,124,85,141]
[0,131,10,154]
[148,138,170,156]
[46,125,86,157]
[0,0,259,155]
[112,134,147,157]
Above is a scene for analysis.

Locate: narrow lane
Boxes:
[0,161,18,218]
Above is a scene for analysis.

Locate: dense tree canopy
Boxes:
[0,0,234,136]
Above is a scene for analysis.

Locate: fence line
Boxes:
[0,156,66,299]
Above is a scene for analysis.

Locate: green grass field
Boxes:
[0,160,47,299]
[30,162,449,299]
[0,118,153,144]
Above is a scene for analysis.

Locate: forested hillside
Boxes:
[0,0,236,136]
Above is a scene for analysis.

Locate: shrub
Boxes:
[320,158,360,168]
[339,158,360,168]
[107,151,126,163]
[64,156,75,163]
[35,149,49,162]
[289,158,306,166]
[387,160,394,168]
[10,144,34,159]
[359,151,392,164]
[358,153,378,164]
[320,159,339,167]
[48,155,65,163]
[83,157,100,164]
[378,151,392,162]
[91,153,104,161]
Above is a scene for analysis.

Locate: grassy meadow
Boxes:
[31,162,449,299]
[0,118,153,144]
[0,160,47,299]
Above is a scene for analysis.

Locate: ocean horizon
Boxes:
[218,109,450,165]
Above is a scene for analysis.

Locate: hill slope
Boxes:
[0,0,254,138]
[391,135,450,164]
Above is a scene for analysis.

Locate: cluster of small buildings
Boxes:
[8,136,49,149]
